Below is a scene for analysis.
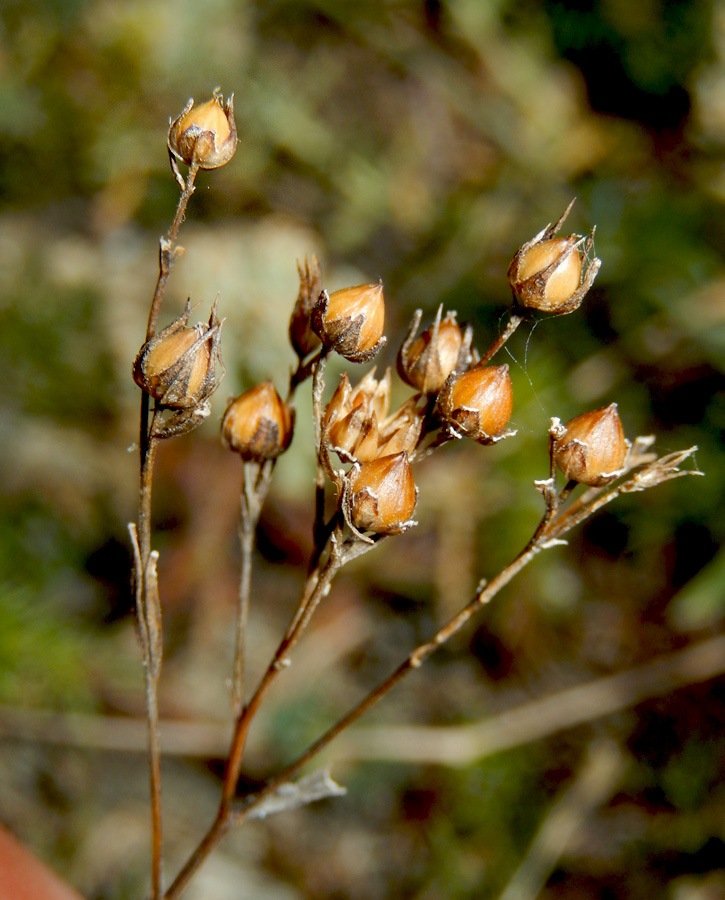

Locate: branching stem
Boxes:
[136,160,200,900]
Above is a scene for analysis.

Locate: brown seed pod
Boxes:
[554,403,628,486]
[168,90,237,169]
[133,299,223,409]
[507,202,601,315]
[437,364,514,444]
[221,381,295,462]
[344,452,418,536]
[397,306,472,394]
[312,282,386,363]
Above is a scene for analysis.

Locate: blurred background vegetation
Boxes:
[1,0,724,898]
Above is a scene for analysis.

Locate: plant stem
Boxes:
[232,460,274,716]
[146,162,200,341]
[477,312,524,366]
[136,162,200,900]
[222,527,345,806]
[288,347,324,399]
[162,813,228,900]
[236,530,548,808]
[135,420,164,900]
[311,350,331,552]
[162,529,348,900]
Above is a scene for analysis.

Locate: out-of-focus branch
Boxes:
[3,633,721,764]
[330,632,725,765]
[497,738,625,900]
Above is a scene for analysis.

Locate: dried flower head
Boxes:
[344,452,418,536]
[168,90,237,170]
[397,306,473,394]
[507,202,601,315]
[133,299,223,410]
[289,256,323,359]
[323,369,391,432]
[376,397,425,458]
[323,369,391,462]
[312,281,386,362]
[221,381,294,462]
[437,364,514,444]
[553,403,628,486]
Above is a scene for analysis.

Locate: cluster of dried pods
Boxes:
[134,140,612,540]
[129,91,700,900]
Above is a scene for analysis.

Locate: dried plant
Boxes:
[129,91,703,900]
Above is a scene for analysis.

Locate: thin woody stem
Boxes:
[233,533,546,811]
[145,647,163,900]
[162,813,228,900]
[232,459,274,716]
[146,161,200,341]
[137,162,200,900]
[229,475,631,819]
[288,347,325,400]
[477,312,524,366]
[311,350,331,553]
[135,420,164,900]
[222,525,345,807]
[163,528,376,900]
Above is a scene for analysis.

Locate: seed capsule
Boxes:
[168,90,237,169]
[376,398,424,458]
[312,281,386,363]
[397,306,472,394]
[437,364,513,443]
[507,203,601,315]
[323,369,391,462]
[288,255,323,359]
[327,407,380,462]
[133,300,223,409]
[554,403,627,486]
[221,381,294,461]
[345,452,418,535]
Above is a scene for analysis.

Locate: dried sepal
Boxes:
[323,368,392,462]
[376,396,425,458]
[327,407,380,463]
[620,446,702,493]
[153,403,212,440]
